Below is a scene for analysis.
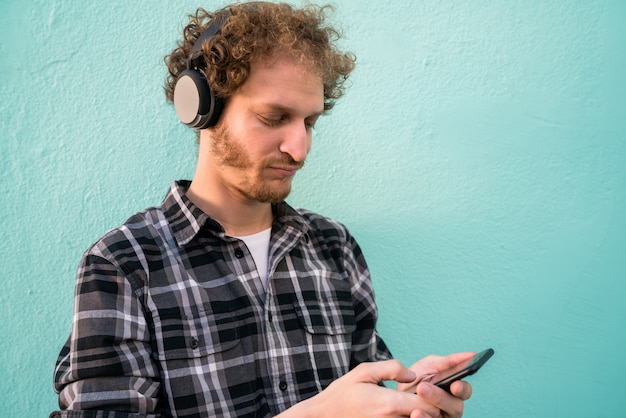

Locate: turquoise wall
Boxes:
[1,1,624,416]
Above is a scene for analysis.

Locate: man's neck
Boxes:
[186,180,273,237]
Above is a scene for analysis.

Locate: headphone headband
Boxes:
[188,13,229,68]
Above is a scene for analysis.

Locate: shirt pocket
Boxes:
[152,303,262,415]
[293,276,357,337]
[154,302,242,361]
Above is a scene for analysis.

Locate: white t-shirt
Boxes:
[234,227,272,290]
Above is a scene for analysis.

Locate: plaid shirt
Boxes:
[51,181,391,418]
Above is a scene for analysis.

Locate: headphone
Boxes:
[173,13,229,129]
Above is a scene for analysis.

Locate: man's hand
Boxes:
[398,352,475,418]
[279,359,423,417]
[278,356,473,418]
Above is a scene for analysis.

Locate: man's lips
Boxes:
[269,165,301,177]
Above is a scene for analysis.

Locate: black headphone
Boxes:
[173,13,229,129]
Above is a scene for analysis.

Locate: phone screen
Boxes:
[428,348,494,392]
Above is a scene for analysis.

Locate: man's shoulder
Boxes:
[292,207,353,242]
[293,207,341,227]
[86,206,169,258]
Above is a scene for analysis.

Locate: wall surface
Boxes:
[1,1,624,417]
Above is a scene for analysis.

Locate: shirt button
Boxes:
[190,338,199,349]
[279,381,288,391]
[234,249,244,258]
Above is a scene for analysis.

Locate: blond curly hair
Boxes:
[164,2,356,112]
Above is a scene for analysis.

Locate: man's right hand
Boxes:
[277,359,427,418]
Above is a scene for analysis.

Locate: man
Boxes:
[51,2,474,417]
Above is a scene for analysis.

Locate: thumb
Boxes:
[354,359,418,384]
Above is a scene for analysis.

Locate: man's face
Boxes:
[206,55,324,204]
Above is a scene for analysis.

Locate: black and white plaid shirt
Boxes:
[51,181,391,418]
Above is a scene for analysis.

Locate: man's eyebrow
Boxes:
[257,103,324,116]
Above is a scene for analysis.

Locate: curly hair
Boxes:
[164,2,356,113]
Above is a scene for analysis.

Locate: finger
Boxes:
[450,380,472,401]
[410,409,439,418]
[409,352,476,378]
[408,398,443,418]
[416,382,465,418]
[353,359,418,384]
[433,352,475,371]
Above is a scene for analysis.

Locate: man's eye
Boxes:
[305,117,319,130]
[259,115,285,126]
[258,114,318,130]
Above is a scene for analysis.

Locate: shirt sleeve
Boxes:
[51,252,161,417]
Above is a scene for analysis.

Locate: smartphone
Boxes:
[428,348,494,393]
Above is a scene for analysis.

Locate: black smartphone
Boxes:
[428,348,494,392]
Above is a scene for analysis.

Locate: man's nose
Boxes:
[279,121,311,162]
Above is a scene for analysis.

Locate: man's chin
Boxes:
[243,184,291,204]
[259,190,291,204]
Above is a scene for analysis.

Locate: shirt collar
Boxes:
[162,180,309,247]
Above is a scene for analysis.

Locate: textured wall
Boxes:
[1,1,624,416]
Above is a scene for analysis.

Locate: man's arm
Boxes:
[51,253,161,418]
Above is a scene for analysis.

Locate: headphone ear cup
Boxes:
[173,69,223,129]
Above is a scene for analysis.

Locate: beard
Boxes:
[210,123,304,203]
